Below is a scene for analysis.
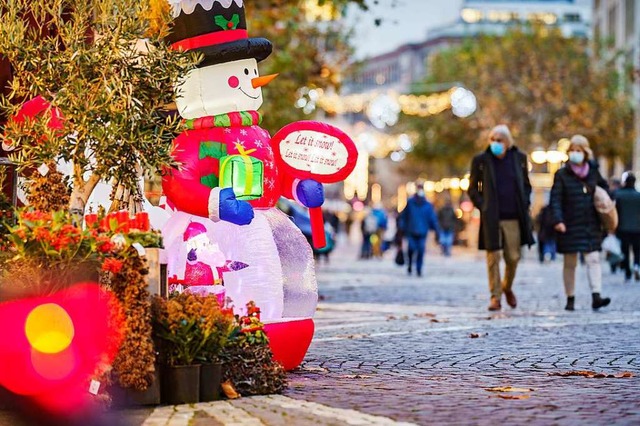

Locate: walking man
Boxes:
[615,172,640,282]
[398,181,439,277]
[469,124,535,311]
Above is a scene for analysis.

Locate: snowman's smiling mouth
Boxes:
[239,87,259,99]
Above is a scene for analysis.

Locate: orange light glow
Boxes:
[25,304,74,354]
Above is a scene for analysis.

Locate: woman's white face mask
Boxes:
[568,151,585,164]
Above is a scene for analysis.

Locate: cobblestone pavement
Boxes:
[3,238,639,425]
[284,239,640,425]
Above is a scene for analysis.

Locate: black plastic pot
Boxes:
[112,367,161,407]
[162,364,200,405]
[199,363,223,402]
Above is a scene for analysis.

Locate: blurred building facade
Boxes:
[339,0,593,209]
[593,0,640,177]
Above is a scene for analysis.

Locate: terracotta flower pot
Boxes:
[162,364,200,405]
[199,362,223,402]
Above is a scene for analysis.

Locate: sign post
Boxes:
[272,121,358,249]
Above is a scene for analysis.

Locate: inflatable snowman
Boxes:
[162,0,332,369]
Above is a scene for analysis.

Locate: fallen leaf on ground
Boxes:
[548,370,634,379]
[400,315,409,320]
[342,374,372,379]
[386,315,397,321]
[300,366,329,373]
[426,376,449,381]
[485,313,509,320]
[496,394,530,400]
[469,333,488,338]
[336,333,370,339]
[415,312,437,318]
[430,318,449,323]
[486,386,534,393]
[221,380,240,399]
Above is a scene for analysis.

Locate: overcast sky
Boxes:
[345,0,464,59]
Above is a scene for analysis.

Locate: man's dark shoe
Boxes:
[504,290,517,308]
[407,267,412,276]
[417,270,422,277]
[634,266,640,281]
[592,293,611,310]
[565,296,575,311]
[488,297,501,311]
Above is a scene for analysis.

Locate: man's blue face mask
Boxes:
[490,141,505,156]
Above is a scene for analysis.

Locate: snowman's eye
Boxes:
[254,69,258,75]
[244,68,249,75]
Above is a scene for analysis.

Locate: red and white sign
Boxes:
[272,121,358,248]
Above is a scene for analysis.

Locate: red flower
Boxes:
[33,227,50,241]
[102,258,123,274]
[21,210,52,222]
[97,236,114,253]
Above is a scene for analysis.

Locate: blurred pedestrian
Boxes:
[370,203,389,258]
[550,135,611,311]
[469,124,535,311]
[437,199,457,257]
[324,209,340,235]
[615,171,640,282]
[360,208,378,259]
[345,210,354,239]
[397,181,439,277]
[535,204,557,263]
[382,211,397,253]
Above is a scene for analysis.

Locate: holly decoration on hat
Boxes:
[215,14,240,30]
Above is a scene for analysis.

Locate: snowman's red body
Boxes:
[162,111,296,213]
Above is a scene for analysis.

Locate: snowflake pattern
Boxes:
[254,139,263,148]
[240,129,248,136]
[265,177,276,191]
[224,128,232,134]
[233,138,245,149]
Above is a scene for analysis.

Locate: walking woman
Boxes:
[549,135,611,311]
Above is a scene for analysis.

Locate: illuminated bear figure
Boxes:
[161,0,333,370]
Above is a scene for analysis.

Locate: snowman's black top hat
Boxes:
[166,0,272,67]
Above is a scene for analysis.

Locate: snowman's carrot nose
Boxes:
[252,74,278,88]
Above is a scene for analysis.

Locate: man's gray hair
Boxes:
[489,124,514,147]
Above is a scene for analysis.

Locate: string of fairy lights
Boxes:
[315,88,456,117]
[297,87,477,123]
